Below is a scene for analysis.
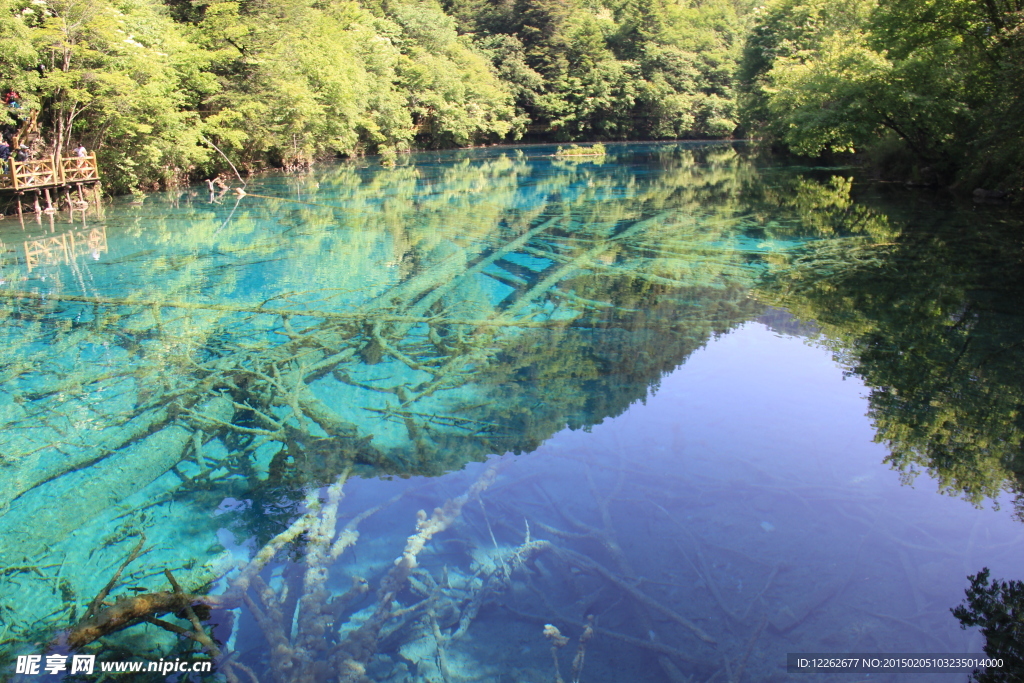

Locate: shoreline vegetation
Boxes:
[553,143,606,157]
[1,0,1019,198]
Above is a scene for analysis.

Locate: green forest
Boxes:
[1,0,1021,193]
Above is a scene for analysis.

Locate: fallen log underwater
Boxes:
[0,195,776,681]
[57,460,749,683]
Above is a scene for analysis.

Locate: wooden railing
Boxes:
[0,154,100,190]
[63,154,101,184]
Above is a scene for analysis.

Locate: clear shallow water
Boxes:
[0,142,1022,682]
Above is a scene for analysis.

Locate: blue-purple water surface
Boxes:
[1,142,1021,683]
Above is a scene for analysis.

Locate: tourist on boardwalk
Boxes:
[3,89,20,107]
[73,143,87,158]
[0,138,10,172]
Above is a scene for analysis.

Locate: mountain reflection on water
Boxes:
[0,143,1021,682]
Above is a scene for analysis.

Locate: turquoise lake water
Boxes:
[1,142,1022,682]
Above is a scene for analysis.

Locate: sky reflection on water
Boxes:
[440,322,1022,682]
[0,143,1021,682]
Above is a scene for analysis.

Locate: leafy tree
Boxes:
[952,568,1024,683]
[18,0,213,191]
[741,0,1024,187]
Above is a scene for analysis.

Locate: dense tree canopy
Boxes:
[739,0,1024,189]
[0,0,757,191]
[1,0,1019,192]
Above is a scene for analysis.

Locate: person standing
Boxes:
[0,138,10,173]
[73,143,87,158]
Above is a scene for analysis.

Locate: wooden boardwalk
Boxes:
[0,154,101,214]
[0,154,100,191]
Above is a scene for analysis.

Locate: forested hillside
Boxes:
[0,0,752,192]
[1,0,1020,193]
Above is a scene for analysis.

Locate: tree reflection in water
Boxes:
[0,144,1021,681]
[0,145,785,676]
[761,196,1024,515]
[761,187,1024,680]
